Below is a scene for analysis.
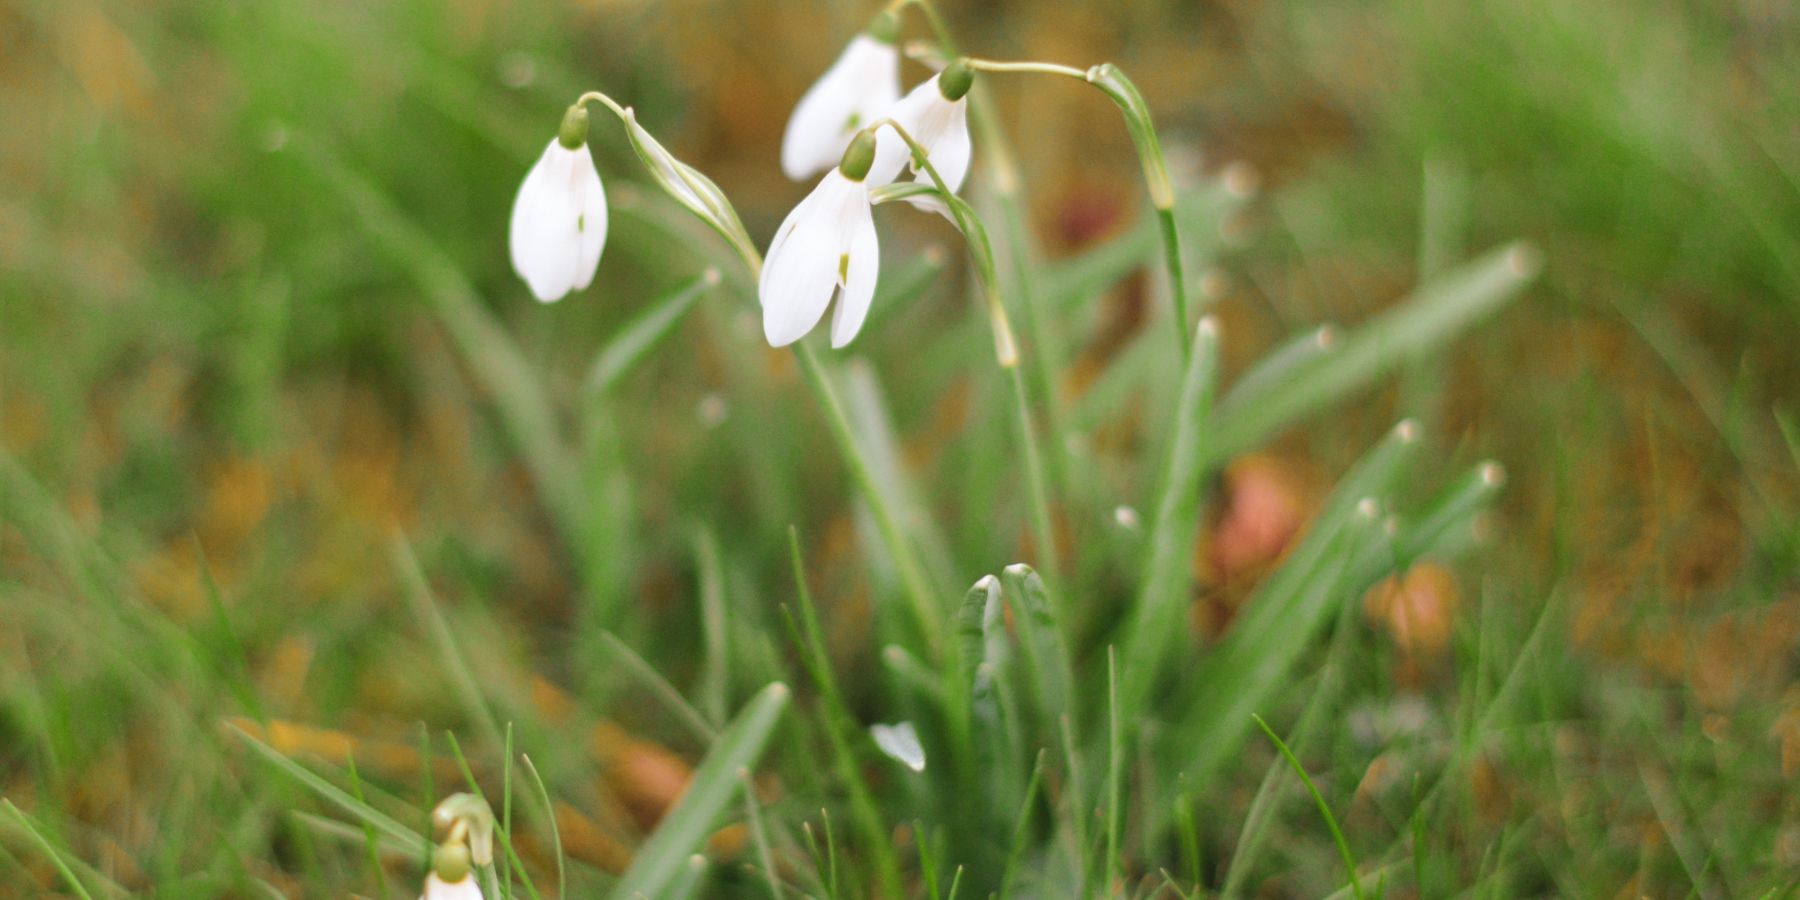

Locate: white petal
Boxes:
[830,187,879,348]
[569,147,608,292]
[867,75,943,187]
[422,873,484,900]
[913,97,971,194]
[781,36,899,180]
[870,722,925,772]
[509,140,607,302]
[759,173,855,346]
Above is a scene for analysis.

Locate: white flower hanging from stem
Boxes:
[508,105,607,303]
[759,131,882,348]
[868,58,974,213]
[780,12,902,181]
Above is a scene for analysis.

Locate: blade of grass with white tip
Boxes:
[1223,324,1338,413]
[1219,421,1420,655]
[1000,564,1075,726]
[1209,243,1540,464]
[1346,461,1506,589]
[608,682,791,900]
[1118,317,1221,725]
[582,270,719,398]
[1152,432,1404,820]
[228,725,421,850]
[662,853,711,900]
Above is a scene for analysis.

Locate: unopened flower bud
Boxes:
[838,129,879,182]
[937,58,975,102]
[865,10,900,44]
[433,841,472,883]
[557,104,590,149]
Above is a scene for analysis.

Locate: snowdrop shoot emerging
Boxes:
[780,12,901,180]
[759,130,881,348]
[869,58,975,206]
[509,104,607,302]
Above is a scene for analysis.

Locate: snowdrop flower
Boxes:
[780,12,901,181]
[422,871,483,900]
[759,130,880,348]
[509,105,607,303]
[868,59,975,204]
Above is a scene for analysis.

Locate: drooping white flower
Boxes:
[868,61,974,203]
[779,14,901,181]
[509,106,607,303]
[759,132,880,348]
[421,872,484,900]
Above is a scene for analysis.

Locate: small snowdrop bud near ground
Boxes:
[421,842,482,900]
[868,59,975,205]
[509,104,607,303]
[780,12,902,180]
[759,130,881,348]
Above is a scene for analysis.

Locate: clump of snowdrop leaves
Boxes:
[509,105,607,302]
[780,11,901,181]
[759,130,882,348]
[868,58,975,209]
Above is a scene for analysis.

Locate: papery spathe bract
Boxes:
[759,135,880,348]
[509,115,607,303]
[780,18,901,181]
[421,873,483,900]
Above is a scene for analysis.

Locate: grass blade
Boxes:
[1118,316,1220,722]
[608,682,791,900]
[229,724,421,850]
[1252,715,1365,900]
[782,528,905,898]
[583,269,719,398]
[1209,243,1540,464]
[519,755,564,900]
[2,799,98,900]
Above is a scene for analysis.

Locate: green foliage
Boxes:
[3,0,1796,897]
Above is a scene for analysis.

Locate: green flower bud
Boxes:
[557,104,590,149]
[865,10,900,45]
[433,841,472,883]
[837,128,879,182]
[938,58,975,102]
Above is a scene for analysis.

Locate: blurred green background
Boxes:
[4,0,1799,896]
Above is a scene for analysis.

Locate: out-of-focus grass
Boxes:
[2,0,1798,896]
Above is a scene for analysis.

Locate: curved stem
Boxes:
[573,91,629,121]
[966,59,1088,79]
[873,116,1061,577]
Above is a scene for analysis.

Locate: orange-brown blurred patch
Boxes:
[1363,563,1461,657]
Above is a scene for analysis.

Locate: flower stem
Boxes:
[790,341,944,648]
[1158,205,1193,357]
[933,56,1195,360]
[874,117,1061,577]
[966,58,1088,79]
